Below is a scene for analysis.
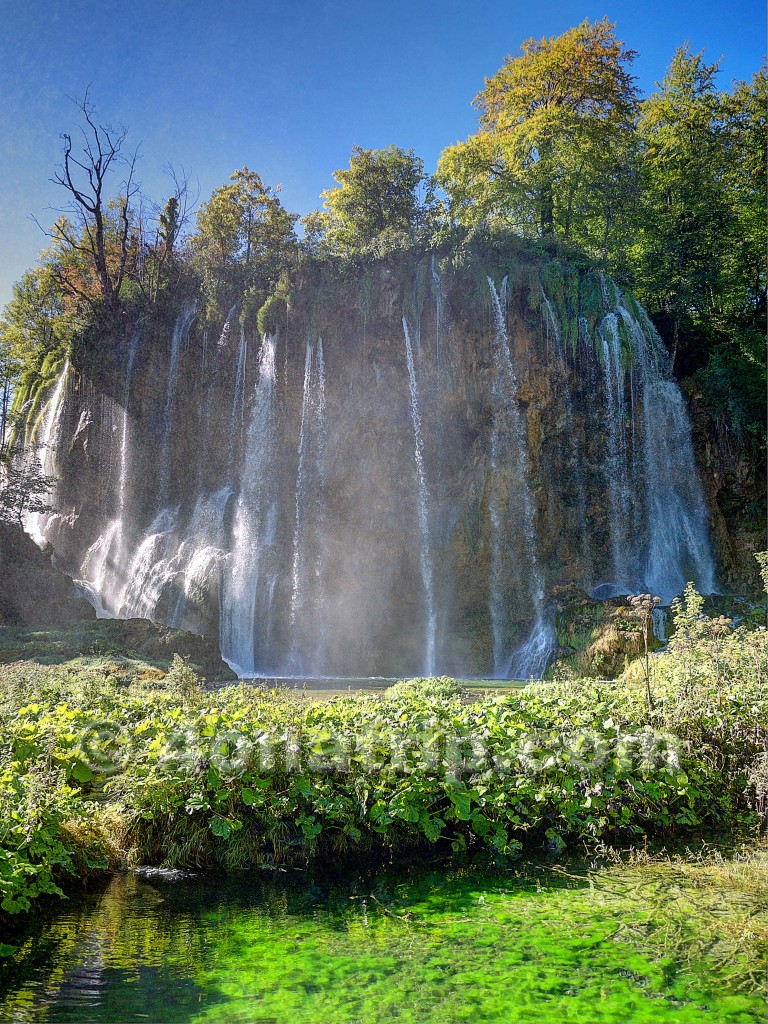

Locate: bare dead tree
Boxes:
[41,90,141,311]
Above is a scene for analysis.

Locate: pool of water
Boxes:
[0,857,763,1023]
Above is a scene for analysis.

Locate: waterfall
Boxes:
[79,521,121,617]
[109,488,231,631]
[26,361,70,547]
[116,330,141,530]
[430,256,444,371]
[546,295,593,586]
[597,312,636,593]
[231,327,248,435]
[75,331,141,617]
[541,293,561,359]
[488,314,506,673]
[117,506,180,620]
[289,339,327,670]
[218,303,238,348]
[158,301,196,504]
[487,279,549,678]
[220,334,278,676]
[290,343,314,644]
[28,261,717,682]
[652,606,668,644]
[403,318,436,676]
[576,291,715,603]
[505,617,557,680]
[167,486,232,631]
[618,305,716,601]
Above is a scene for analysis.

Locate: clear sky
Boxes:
[0,0,764,306]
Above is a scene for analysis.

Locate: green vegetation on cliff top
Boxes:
[1,20,765,467]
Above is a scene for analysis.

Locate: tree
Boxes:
[0,345,20,456]
[191,167,297,316]
[630,47,728,366]
[43,92,141,312]
[699,67,768,442]
[718,67,767,334]
[143,166,197,303]
[0,265,72,453]
[0,435,55,528]
[317,145,430,254]
[630,53,766,454]
[436,18,639,262]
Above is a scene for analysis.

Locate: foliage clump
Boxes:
[256,292,288,337]
[1,631,766,923]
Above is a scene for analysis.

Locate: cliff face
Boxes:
[24,243,728,678]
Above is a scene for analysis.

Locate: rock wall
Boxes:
[23,242,728,678]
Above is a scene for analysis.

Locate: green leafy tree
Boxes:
[0,264,74,453]
[317,145,430,255]
[693,67,767,445]
[191,167,297,316]
[436,18,639,262]
[143,168,196,303]
[631,52,766,451]
[631,47,728,365]
[0,345,20,455]
[718,67,767,335]
[0,266,67,368]
[0,435,56,527]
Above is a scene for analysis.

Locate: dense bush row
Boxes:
[1,655,765,925]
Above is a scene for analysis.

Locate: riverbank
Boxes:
[1,658,765,931]
[1,845,765,1023]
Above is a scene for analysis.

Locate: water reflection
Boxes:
[0,859,762,1023]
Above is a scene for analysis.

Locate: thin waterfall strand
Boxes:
[403,318,436,676]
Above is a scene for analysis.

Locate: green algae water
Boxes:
[0,857,764,1023]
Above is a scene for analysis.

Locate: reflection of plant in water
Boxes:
[1,856,764,1024]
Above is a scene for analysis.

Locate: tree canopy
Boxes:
[0,27,764,466]
[190,166,297,317]
[311,145,430,255]
[436,18,639,261]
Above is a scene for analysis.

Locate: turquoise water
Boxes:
[0,858,763,1023]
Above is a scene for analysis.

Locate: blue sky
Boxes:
[0,0,764,305]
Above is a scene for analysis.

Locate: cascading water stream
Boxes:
[158,301,196,506]
[617,305,716,601]
[76,331,141,616]
[403,319,436,676]
[430,256,444,372]
[116,330,141,530]
[597,311,636,592]
[545,294,593,582]
[288,339,327,671]
[231,328,248,446]
[26,361,70,548]
[652,606,668,644]
[220,334,278,676]
[486,279,553,679]
[290,343,314,642]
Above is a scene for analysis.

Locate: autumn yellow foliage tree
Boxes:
[437,18,639,264]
